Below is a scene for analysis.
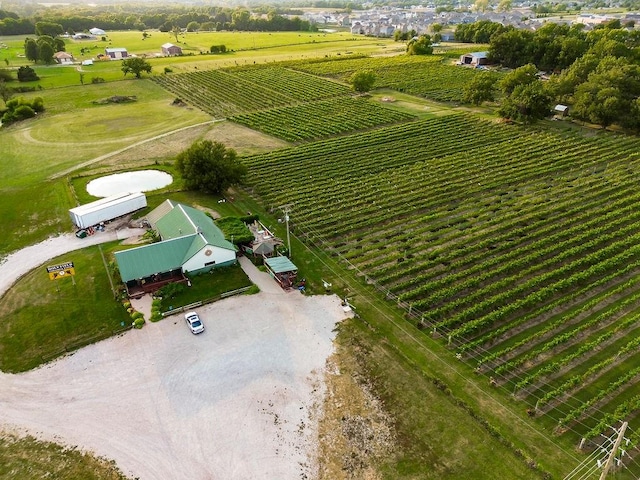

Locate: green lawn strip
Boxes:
[2,31,391,88]
[0,431,131,480]
[0,80,210,186]
[0,180,73,256]
[0,242,130,373]
[339,319,542,479]
[157,263,252,312]
[369,89,457,118]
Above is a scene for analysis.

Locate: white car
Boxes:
[184,311,205,334]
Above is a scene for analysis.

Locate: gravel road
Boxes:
[0,237,347,479]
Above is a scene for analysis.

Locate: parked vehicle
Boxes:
[184,311,205,334]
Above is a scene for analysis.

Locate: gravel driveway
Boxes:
[0,255,346,479]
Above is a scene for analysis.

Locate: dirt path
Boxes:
[47,120,222,180]
[0,227,146,298]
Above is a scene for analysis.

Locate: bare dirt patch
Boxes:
[85,121,290,174]
[316,349,396,479]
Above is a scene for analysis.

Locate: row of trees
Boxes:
[24,36,65,64]
[459,20,640,131]
[0,6,316,36]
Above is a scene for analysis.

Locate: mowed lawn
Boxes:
[0,79,210,255]
[1,31,397,87]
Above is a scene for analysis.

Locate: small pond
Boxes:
[86,170,173,197]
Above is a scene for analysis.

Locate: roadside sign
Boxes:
[46,262,75,280]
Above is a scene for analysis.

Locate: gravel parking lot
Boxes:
[0,283,347,479]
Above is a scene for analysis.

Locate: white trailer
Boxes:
[69,192,147,229]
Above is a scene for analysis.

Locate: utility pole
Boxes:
[99,244,117,299]
[599,422,628,480]
[279,203,293,259]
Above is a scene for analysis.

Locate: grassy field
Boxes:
[1,30,398,88]
[0,431,130,480]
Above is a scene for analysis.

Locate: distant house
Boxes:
[53,51,73,64]
[89,27,105,35]
[72,33,96,40]
[114,200,237,297]
[105,47,128,60]
[459,51,489,67]
[161,43,182,56]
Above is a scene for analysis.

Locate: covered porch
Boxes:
[264,256,298,290]
[124,269,188,298]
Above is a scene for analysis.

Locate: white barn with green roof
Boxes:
[115,200,236,296]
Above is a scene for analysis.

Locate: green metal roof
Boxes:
[115,236,194,282]
[155,203,234,250]
[265,256,298,274]
[115,200,236,282]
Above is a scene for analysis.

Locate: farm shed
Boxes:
[161,43,182,56]
[459,51,489,67]
[89,27,105,35]
[53,52,73,64]
[264,256,298,289]
[114,200,237,297]
[69,192,147,229]
[554,104,569,117]
[105,47,128,60]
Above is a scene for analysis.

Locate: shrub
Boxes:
[131,311,144,320]
[0,69,13,82]
[123,301,131,309]
[1,96,44,125]
[133,318,145,329]
[164,66,173,74]
[17,66,39,82]
[13,104,35,120]
[157,282,186,299]
[91,77,105,84]
[31,96,44,112]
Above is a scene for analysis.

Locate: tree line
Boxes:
[458,20,640,131]
[0,5,315,36]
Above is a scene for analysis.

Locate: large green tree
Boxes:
[407,34,433,55]
[176,140,247,194]
[499,63,539,95]
[498,82,553,124]
[121,57,152,78]
[34,21,63,37]
[462,73,496,105]
[36,39,54,64]
[350,70,376,93]
[572,57,640,129]
[24,38,38,63]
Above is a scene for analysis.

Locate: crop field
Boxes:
[242,114,640,464]
[230,96,416,141]
[151,66,352,118]
[290,54,495,102]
